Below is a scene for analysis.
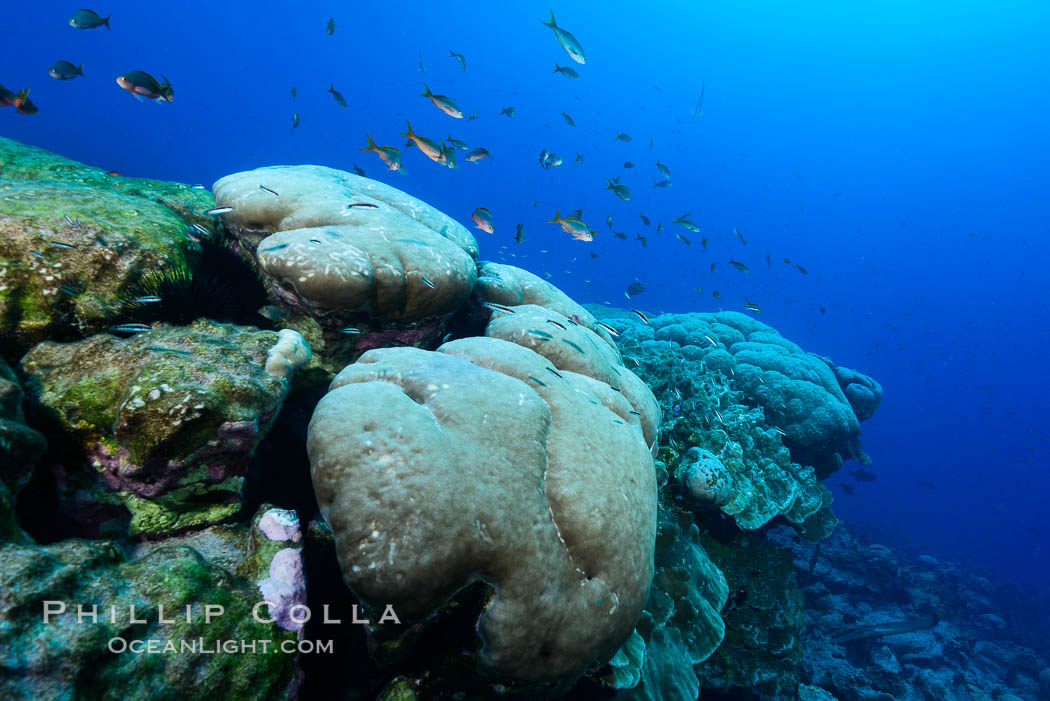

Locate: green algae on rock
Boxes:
[19,320,308,537]
[0,137,223,359]
[0,504,300,700]
[0,136,216,228]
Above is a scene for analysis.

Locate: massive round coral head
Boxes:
[212,165,478,322]
[307,338,658,684]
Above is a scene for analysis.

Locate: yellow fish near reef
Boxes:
[421,83,463,118]
[361,134,401,171]
[547,208,593,242]
[399,121,444,162]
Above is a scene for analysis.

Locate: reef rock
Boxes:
[19,320,307,538]
[0,358,46,495]
[0,504,300,699]
[0,137,214,357]
[212,165,478,371]
[307,337,657,686]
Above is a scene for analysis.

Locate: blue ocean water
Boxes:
[3,0,1048,589]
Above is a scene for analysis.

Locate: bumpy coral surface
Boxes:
[598,309,837,538]
[482,301,659,447]
[307,337,657,685]
[648,311,877,477]
[19,320,306,537]
[211,166,478,371]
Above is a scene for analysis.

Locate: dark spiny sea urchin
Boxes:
[119,242,268,327]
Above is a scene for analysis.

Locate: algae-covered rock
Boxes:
[211,165,478,373]
[308,337,657,686]
[19,320,307,537]
[0,137,215,357]
[0,357,46,494]
[697,535,807,697]
[0,480,30,544]
[0,504,299,700]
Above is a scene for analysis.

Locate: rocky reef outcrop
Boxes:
[0,142,902,700]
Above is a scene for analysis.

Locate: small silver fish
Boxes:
[205,206,234,215]
[421,276,436,289]
[259,185,279,197]
[50,240,77,250]
[131,295,162,303]
[110,323,152,334]
[339,328,361,334]
[483,301,515,314]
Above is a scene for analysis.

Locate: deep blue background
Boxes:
[3,1,1048,587]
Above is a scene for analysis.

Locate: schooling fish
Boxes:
[449,50,466,71]
[614,132,632,142]
[553,63,580,79]
[328,83,347,107]
[259,185,279,197]
[514,222,525,243]
[652,178,672,188]
[421,82,463,118]
[361,134,402,170]
[542,10,586,64]
[326,17,336,35]
[655,161,671,179]
[465,147,492,162]
[446,135,469,150]
[49,61,85,80]
[69,9,109,30]
[472,207,495,234]
[547,208,592,242]
[743,300,761,314]
[204,206,234,215]
[674,213,700,232]
[561,110,575,127]
[400,121,444,162]
[605,178,631,201]
[499,106,516,118]
[116,71,173,103]
[291,112,300,131]
[734,227,747,244]
[728,258,749,273]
